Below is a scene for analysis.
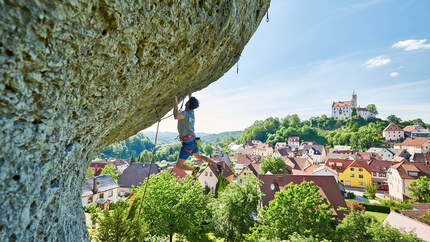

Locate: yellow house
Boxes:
[236,164,258,184]
[326,159,372,188]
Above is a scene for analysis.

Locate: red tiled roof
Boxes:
[356,152,382,161]
[332,100,352,107]
[207,161,234,178]
[258,174,346,218]
[325,158,354,173]
[348,160,372,173]
[284,157,311,171]
[171,164,187,178]
[384,123,403,132]
[397,137,430,147]
[232,154,253,165]
[368,160,392,173]
[288,137,299,142]
[403,125,419,132]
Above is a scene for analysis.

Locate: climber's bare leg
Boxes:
[176,158,197,174]
[193,152,217,167]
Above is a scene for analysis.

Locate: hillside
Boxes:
[236,114,428,151]
[98,130,242,159]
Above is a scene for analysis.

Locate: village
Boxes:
[81,95,430,241]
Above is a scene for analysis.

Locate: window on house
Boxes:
[372,172,377,176]
[209,172,212,177]
[108,191,113,197]
[380,173,386,177]
[359,182,366,186]
[88,196,93,203]
[239,179,242,183]
[408,171,418,177]
[358,168,363,172]
[205,171,208,176]
[99,193,104,199]
[350,174,355,178]
[359,174,363,178]
[350,167,354,171]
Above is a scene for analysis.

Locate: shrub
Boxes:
[359,202,390,213]
[365,184,377,199]
[346,200,365,211]
[346,192,356,199]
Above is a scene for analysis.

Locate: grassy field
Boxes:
[365,211,389,223]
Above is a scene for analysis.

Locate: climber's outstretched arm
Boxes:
[173,96,184,120]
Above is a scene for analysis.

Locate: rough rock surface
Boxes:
[0,0,270,241]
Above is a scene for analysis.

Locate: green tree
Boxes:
[408,176,430,202]
[386,114,402,124]
[86,168,94,178]
[203,144,214,156]
[365,184,377,199]
[214,174,230,198]
[366,104,378,115]
[260,156,287,174]
[97,198,148,241]
[247,182,336,240]
[211,176,261,241]
[336,210,420,241]
[138,150,153,163]
[101,164,122,182]
[289,114,301,128]
[130,154,136,164]
[132,170,209,241]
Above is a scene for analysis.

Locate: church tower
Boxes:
[351,90,357,108]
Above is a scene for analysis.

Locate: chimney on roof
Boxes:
[93,177,97,194]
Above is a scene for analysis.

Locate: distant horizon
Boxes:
[146,0,430,133]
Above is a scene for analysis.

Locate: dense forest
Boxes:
[237,111,429,151]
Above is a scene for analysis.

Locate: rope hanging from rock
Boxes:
[132,107,161,240]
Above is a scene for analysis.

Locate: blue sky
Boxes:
[147,0,430,133]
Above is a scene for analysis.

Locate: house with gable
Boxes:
[303,164,338,182]
[258,174,347,219]
[82,174,119,207]
[197,162,234,195]
[403,125,430,138]
[366,147,397,161]
[383,123,404,141]
[118,163,160,196]
[394,137,430,154]
[288,137,300,149]
[284,157,312,175]
[368,159,392,189]
[325,158,372,188]
[387,162,430,201]
[236,163,258,184]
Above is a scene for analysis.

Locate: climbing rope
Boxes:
[132,107,162,240]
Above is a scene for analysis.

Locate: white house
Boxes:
[304,164,338,182]
[82,175,119,206]
[394,137,430,154]
[366,147,397,161]
[383,123,404,141]
[387,162,430,201]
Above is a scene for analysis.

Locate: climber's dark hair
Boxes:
[186,97,199,110]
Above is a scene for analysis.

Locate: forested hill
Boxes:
[236,114,429,151]
[143,130,242,144]
[97,130,242,159]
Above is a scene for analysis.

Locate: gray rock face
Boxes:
[0,0,270,241]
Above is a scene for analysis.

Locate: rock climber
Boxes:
[174,93,222,175]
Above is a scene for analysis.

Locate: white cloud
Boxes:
[392,39,430,51]
[390,72,399,77]
[364,56,391,68]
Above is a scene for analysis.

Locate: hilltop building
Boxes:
[331,92,376,120]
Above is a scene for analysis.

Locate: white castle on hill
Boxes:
[331,92,376,120]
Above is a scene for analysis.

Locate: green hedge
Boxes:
[359,202,390,213]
